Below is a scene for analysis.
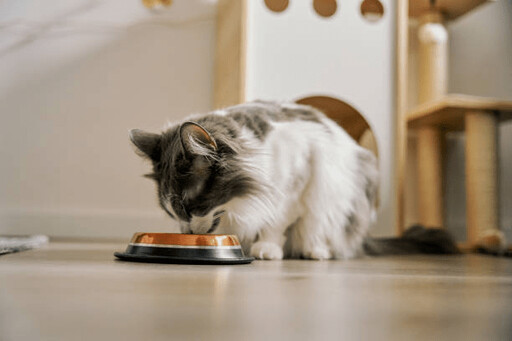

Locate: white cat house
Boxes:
[214,0,398,235]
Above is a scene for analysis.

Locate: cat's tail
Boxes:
[362,224,460,256]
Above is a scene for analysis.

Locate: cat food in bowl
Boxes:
[114,233,254,264]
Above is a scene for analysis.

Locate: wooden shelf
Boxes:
[409,0,492,21]
[407,94,512,131]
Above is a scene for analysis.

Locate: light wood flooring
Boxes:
[1,241,511,341]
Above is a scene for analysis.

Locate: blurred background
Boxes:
[0,0,216,238]
[0,0,511,242]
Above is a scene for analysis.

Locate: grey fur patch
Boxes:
[281,107,322,123]
[357,148,378,204]
[132,117,259,223]
[224,101,323,140]
[228,110,271,140]
[363,225,460,255]
[345,212,358,237]
[130,129,161,161]
[130,101,326,225]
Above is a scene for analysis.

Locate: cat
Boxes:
[130,101,459,260]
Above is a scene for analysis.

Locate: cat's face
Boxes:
[130,120,256,234]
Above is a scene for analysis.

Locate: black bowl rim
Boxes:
[114,252,254,265]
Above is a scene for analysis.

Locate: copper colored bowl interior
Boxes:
[130,233,241,247]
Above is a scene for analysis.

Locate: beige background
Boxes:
[0,0,219,237]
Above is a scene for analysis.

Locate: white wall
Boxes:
[0,0,217,239]
[245,0,396,236]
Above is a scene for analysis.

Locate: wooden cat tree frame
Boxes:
[406,0,512,250]
[214,0,512,247]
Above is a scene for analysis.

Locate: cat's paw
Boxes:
[304,247,332,260]
[250,241,283,260]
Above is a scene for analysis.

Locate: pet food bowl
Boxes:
[114,233,254,264]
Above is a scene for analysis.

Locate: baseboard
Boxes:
[0,208,179,240]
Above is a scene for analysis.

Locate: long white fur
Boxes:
[192,113,380,260]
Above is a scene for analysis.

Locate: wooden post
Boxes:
[395,0,408,234]
[465,111,500,246]
[418,12,447,104]
[417,127,444,227]
[214,0,247,109]
[415,11,447,228]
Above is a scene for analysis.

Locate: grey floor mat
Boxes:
[0,235,49,255]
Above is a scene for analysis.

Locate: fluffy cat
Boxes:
[130,101,458,260]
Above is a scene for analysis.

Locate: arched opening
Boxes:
[296,95,378,157]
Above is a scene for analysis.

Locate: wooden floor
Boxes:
[1,242,512,341]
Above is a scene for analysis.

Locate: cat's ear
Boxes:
[129,129,161,161]
[179,121,217,157]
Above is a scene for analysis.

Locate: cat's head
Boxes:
[130,120,256,234]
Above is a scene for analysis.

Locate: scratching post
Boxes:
[415,11,447,228]
[418,12,447,103]
[465,111,500,246]
[406,1,510,248]
[214,0,247,109]
[417,126,444,227]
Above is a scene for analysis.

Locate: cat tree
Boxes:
[406,0,512,249]
[213,0,512,244]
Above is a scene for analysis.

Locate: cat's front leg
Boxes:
[289,216,334,260]
[250,228,286,260]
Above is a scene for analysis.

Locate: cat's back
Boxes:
[226,100,323,125]
[190,100,358,154]
[218,100,344,141]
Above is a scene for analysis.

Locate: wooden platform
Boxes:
[409,0,492,20]
[1,241,512,340]
[407,94,512,131]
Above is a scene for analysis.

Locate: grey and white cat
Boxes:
[130,101,458,260]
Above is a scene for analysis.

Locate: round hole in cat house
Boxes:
[296,96,378,158]
[360,0,384,23]
[313,0,338,18]
[141,0,172,9]
[264,0,289,13]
